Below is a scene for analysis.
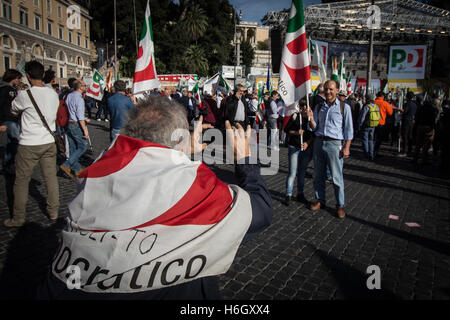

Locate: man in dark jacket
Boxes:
[37,95,272,300]
[223,84,249,128]
[399,92,418,156]
[0,69,23,174]
[178,89,197,124]
[312,83,325,111]
[413,98,440,164]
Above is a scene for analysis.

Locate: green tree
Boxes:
[184,45,208,76]
[256,40,269,51]
[181,4,208,44]
[241,40,255,68]
[89,0,236,76]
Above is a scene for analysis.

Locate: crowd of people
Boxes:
[0,61,449,299]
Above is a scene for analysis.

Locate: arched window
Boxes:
[1,35,12,48]
[56,50,67,79]
[32,44,43,57]
[57,50,67,62]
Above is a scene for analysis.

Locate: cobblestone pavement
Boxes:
[0,119,449,300]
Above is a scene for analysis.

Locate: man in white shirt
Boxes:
[267,91,281,149]
[215,91,223,109]
[4,61,60,227]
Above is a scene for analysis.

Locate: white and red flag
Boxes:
[133,1,160,94]
[51,135,252,293]
[279,0,312,107]
[86,70,105,101]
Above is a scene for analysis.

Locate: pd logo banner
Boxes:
[388,45,427,79]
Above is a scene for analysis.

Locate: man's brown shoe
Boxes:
[310,201,322,211]
[60,164,73,179]
[337,207,346,219]
[4,218,25,228]
[75,169,84,178]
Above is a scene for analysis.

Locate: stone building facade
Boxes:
[0,0,92,85]
[235,21,271,70]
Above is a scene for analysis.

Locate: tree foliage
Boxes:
[88,0,235,77]
[240,40,254,69]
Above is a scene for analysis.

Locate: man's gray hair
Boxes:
[235,83,244,92]
[122,96,188,149]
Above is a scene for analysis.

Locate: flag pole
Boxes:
[114,0,118,81]
[299,101,304,151]
[133,0,138,56]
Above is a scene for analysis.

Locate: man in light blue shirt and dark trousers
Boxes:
[308,80,354,219]
[60,80,89,179]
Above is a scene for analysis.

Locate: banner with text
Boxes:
[388,45,427,80]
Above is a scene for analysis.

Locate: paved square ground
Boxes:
[0,119,449,299]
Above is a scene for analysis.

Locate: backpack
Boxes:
[56,95,69,127]
[366,103,381,127]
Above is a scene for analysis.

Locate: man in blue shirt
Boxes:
[107,80,136,142]
[60,80,89,178]
[308,80,354,219]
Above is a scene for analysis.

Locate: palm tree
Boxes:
[184,45,208,76]
[181,4,208,44]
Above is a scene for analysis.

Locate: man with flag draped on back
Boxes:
[38,95,272,300]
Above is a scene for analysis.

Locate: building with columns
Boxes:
[234,21,271,70]
[0,0,93,85]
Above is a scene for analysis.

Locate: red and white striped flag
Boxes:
[279,0,312,107]
[133,1,160,94]
[51,135,252,293]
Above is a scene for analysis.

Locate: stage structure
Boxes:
[264,0,450,92]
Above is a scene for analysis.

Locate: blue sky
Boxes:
[229,0,322,24]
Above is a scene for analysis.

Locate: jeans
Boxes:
[401,120,414,154]
[267,117,278,147]
[360,127,376,159]
[63,123,87,172]
[2,121,20,171]
[286,144,312,196]
[374,125,386,156]
[110,127,120,142]
[96,103,108,120]
[85,99,96,119]
[313,138,345,208]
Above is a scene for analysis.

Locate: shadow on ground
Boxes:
[0,220,64,299]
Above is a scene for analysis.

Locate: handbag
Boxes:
[26,89,66,155]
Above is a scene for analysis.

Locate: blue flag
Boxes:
[266,66,271,93]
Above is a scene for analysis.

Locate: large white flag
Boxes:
[51,135,252,293]
[315,43,327,84]
[133,1,160,94]
[278,0,312,106]
[339,53,347,92]
[203,73,219,96]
